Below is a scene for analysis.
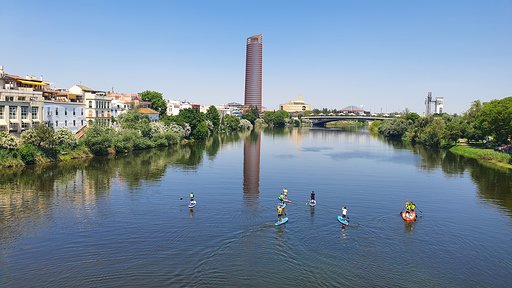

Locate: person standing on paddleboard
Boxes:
[310,191,315,201]
[342,206,348,219]
[189,192,195,205]
[277,205,285,222]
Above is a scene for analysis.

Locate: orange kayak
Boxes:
[401,211,416,222]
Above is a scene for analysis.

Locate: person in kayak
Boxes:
[310,191,315,201]
[342,206,348,219]
[410,202,416,211]
[405,200,410,212]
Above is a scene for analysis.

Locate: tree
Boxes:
[55,128,78,149]
[242,106,259,124]
[205,105,221,131]
[177,108,204,131]
[417,117,447,148]
[273,110,290,127]
[83,125,114,155]
[223,114,240,132]
[118,109,152,137]
[139,90,168,116]
[0,131,18,149]
[20,124,57,150]
[192,121,209,140]
[475,97,512,144]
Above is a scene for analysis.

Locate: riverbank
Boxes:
[449,145,512,170]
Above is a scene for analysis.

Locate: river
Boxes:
[1,128,511,287]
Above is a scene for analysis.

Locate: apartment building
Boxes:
[0,67,45,133]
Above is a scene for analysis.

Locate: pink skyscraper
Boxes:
[244,34,262,111]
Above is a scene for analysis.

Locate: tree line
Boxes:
[371,97,512,149]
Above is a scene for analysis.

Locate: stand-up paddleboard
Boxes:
[275,217,288,226]
[188,200,197,208]
[309,200,316,207]
[337,216,349,225]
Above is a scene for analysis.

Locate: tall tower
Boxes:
[244,34,263,111]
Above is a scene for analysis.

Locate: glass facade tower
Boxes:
[244,34,262,111]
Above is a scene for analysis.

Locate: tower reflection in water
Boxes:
[243,130,261,208]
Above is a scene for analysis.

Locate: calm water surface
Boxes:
[1,128,511,287]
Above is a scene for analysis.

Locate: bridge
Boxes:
[302,115,392,127]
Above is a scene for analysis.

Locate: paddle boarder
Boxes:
[341,206,348,219]
[310,191,315,201]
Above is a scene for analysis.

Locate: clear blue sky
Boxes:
[1,0,511,113]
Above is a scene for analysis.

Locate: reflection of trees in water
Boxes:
[379,137,512,214]
[0,133,254,240]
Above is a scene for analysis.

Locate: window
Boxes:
[21,106,28,119]
[9,123,16,130]
[65,108,68,116]
[81,120,84,126]
[0,106,4,119]
[96,111,99,117]
[9,107,16,119]
[81,109,83,115]
[32,107,38,119]
[55,121,58,127]
[73,120,76,126]
[22,123,29,129]
[55,107,59,115]
[65,120,67,126]
[89,101,93,108]
[18,96,26,101]
[6,96,14,102]
[47,108,51,116]
[73,108,76,115]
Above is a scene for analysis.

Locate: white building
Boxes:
[435,97,444,114]
[70,85,112,127]
[166,100,193,116]
[41,89,86,134]
[0,68,45,133]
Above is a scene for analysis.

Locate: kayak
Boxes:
[275,217,288,226]
[309,200,316,207]
[401,211,416,222]
[337,216,349,225]
[188,200,197,208]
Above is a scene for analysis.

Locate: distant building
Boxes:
[244,34,263,111]
[108,92,150,119]
[0,67,45,133]
[279,96,312,113]
[138,107,159,122]
[340,106,368,115]
[435,97,444,114]
[425,92,444,115]
[70,85,112,127]
[43,89,86,133]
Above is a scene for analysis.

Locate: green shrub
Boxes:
[84,125,114,155]
[18,143,39,164]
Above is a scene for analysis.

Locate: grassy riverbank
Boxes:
[449,145,512,169]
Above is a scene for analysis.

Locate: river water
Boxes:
[1,128,511,287]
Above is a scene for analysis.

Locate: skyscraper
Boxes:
[244,34,262,110]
